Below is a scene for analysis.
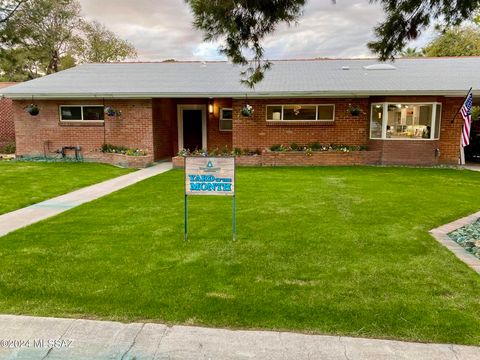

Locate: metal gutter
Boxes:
[1,90,478,100]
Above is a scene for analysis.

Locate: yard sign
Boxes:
[184,157,236,241]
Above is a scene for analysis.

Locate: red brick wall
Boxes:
[152,98,233,158]
[11,96,464,166]
[233,96,463,165]
[152,98,175,160]
[232,98,369,151]
[369,140,440,165]
[13,99,154,157]
[208,98,233,151]
[371,96,463,165]
[439,97,463,164]
[172,151,382,168]
[0,97,14,148]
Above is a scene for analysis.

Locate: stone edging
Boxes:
[429,210,480,274]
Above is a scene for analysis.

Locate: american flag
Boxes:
[460,90,474,147]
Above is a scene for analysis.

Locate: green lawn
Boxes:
[0,162,132,215]
[1,167,480,345]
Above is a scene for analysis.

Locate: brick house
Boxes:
[0,82,16,150]
[1,58,479,166]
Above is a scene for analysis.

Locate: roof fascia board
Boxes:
[2,90,478,100]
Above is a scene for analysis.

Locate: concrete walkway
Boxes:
[0,315,478,359]
[0,162,172,237]
[464,162,480,172]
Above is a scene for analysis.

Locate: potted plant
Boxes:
[241,104,254,117]
[104,106,122,117]
[25,104,39,116]
[346,104,365,117]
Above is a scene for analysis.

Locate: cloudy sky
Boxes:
[79,0,435,61]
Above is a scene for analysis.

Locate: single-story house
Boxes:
[0,82,16,150]
[1,57,479,167]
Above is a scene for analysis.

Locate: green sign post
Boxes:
[184,156,236,241]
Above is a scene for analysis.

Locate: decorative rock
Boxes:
[449,219,480,258]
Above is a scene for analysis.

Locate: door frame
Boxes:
[177,104,207,152]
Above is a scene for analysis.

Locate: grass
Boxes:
[1,167,480,345]
[0,161,132,215]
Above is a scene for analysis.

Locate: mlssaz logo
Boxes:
[200,160,220,173]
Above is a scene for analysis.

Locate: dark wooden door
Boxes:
[183,109,203,151]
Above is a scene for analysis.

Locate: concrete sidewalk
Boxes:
[0,162,172,238]
[0,315,478,360]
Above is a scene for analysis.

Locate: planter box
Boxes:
[85,151,154,168]
[172,151,381,168]
[172,155,186,168]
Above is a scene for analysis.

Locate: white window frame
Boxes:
[59,105,105,123]
[266,104,335,122]
[219,108,233,132]
[369,102,442,141]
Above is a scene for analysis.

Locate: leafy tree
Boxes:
[186,0,480,87]
[0,47,41,80]
[368,0,480,60]
[0,0,137,81]
[423,27,480,57]
[1,0,82,76]
[185,0,305,88]
[76,21,137,63]
[0,0,27,24]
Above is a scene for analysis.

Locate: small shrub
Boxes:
[233,148,243,156]
[290,143,299,151]
[221,145,230,155]
[0,141,15,154]
[101,144,146,156]
[270,144,282,151]
[191,148,207,156]
[309,142,322,151]
[177,149,190,157]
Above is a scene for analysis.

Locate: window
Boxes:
[219,108,232,131]
[60,105,104,122]
[370,103,442,140]
[266,104,335,121]
[371,104,384,139]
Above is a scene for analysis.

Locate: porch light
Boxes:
[208,99,214,114]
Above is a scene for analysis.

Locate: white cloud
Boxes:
[78,0,434,61]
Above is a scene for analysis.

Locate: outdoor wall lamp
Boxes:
[208,99,214,114]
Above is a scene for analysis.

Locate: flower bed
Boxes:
[173,150,381,168]
[173,144,379,168]
[85,146,153,168]
[449,219,480,259]
[101,144,147,157]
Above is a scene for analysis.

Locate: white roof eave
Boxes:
[2,90,477,100]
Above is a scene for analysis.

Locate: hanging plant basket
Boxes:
[346,104,365,117]
[241,104,254,117]
[104,106,122,117]
[25,104,39,116]
[350,108,362,116]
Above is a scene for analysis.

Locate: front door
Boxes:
[178,105,206,152]
[183,109,203,151]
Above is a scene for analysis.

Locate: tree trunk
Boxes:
[47,50,59,74]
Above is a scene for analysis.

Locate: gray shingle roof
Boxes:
[2,57,480,99]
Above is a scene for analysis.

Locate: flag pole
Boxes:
[451,87,472,124]
[453,87,473,165]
